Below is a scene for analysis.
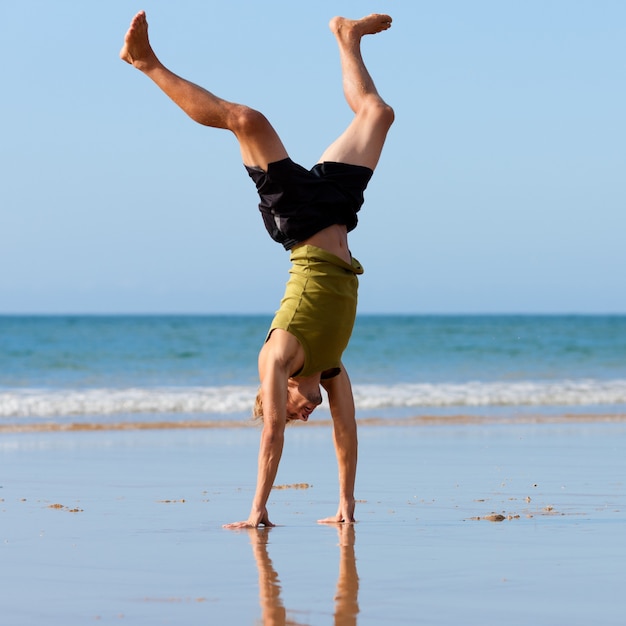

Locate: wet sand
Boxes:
[2,419,625,624]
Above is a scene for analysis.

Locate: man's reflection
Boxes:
[333,525,359,625]
[247,525,359,626]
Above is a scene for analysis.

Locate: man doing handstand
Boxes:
[120,10,394,528]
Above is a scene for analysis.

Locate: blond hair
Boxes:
[253,387,263,420]
[252,387,300,424]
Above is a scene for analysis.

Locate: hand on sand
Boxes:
[318,498,355,524]
[223,520,274,529]
[318,516,356,525]
[223,508,275,529]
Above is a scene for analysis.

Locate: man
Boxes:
[120,10,394,527]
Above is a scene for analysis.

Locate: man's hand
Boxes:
[318,499,355,525]
[223,507,275,529]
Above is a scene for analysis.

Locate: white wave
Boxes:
[352,379,626,409]
[0,386,258,418]
[2,379,626,419]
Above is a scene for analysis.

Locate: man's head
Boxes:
[286,378,323,422]
[253,377,323,423]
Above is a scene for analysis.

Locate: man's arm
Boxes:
[319,365,358,524]
[223,330,303,529]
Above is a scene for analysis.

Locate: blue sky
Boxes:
[1,1,624,314]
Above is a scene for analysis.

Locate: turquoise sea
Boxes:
[1,315,625,427]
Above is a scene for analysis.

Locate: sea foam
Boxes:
[2,379,626,419]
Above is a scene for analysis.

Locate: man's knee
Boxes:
[359,97,394,132]
[229,105,272,137]
[372,101,395,130]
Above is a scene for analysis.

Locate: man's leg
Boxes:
[318,14,394,171]
[120,11,288,170]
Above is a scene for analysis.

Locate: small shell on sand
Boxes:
[47,503,83,513]
[272,483,312,490]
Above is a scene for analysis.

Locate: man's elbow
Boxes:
[261,422,285,447]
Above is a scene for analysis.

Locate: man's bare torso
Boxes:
[294,223,352,264]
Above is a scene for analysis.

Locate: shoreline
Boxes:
[1,410,625,434]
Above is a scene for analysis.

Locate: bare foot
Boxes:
[329,14,392,43]
[119,10,159,70]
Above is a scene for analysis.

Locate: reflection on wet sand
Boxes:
[248,525,359,626]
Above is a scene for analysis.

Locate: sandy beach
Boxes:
[2,417,625,625]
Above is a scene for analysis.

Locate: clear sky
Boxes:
[1,1,624,314]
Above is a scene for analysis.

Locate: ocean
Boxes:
[1,314,625,428]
